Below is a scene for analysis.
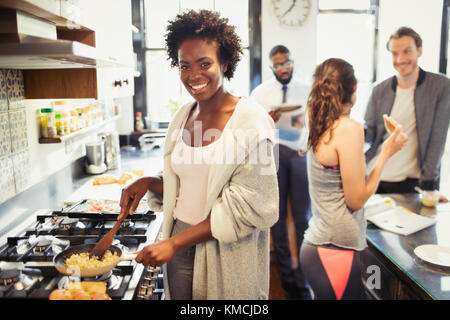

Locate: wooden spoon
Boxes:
[90,214,128,259]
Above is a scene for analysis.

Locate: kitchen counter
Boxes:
[0,148,165,300]
[0,148,164,244]
[71,147,164,194]
[362,193,450,300]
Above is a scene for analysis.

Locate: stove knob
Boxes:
[138,285,148,297]
[144,286,153,300]
[145,274,157,281]
[143,277,152,287]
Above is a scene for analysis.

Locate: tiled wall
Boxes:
[0,69,30,203]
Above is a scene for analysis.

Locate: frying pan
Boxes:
[53,244,136,278]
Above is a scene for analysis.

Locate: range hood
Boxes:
[0,8,121,69]
[0,36,120,69]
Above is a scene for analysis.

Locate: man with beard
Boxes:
[250,45,312,300]
[365,27,450,197]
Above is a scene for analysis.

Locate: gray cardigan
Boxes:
[147,97,279,299]
[364,68,450,190]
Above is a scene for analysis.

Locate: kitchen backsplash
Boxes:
[0,69,122,206]
[0,69,29,203]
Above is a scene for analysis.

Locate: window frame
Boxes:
[317,0,379,83]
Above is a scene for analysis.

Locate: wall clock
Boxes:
[271,0,311,27]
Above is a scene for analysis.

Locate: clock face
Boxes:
[272,0,311,27]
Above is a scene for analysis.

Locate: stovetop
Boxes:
[0,210,164,300]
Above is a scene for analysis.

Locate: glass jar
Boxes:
[136,112,144,131]
[55,112,64,136]
[82,107,90,127]
[70,109,78,132]
[40,108,56,138]
[77,108,85,129]
[61,111,69,135]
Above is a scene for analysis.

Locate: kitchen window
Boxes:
[316,0,378,123]
[144,0,251,122]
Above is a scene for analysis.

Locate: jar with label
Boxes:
[55,112,64,136]
[82,107,90,127]
[40,108,56,138]
[77,108,85,129]
[70,109,78,132]
[61,111,69,135]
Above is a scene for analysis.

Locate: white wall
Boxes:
[377,0,444,81]
[261,0,318,84]
[115,96,134,134]
[24,99,118,189]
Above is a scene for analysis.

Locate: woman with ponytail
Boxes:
[299,58,408,300]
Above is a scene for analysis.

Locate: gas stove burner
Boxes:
[0,269,20,286]
[60,218,79,230]
[121,220,134,228]
[84,270,113,282]
[66,270,113,284]
[33,239,52,253]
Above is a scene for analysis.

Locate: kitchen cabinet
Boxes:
[82,0,136,99]
[23,66,134,99]
[69,0,134,67]
[361,241,431,300]
[67,0,135,99]
[0,0,87,30]
[0,0,135,99]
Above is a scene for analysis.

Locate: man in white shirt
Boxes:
[250,45,312,300]
[365,27,450,197]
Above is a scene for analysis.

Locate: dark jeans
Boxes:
[271,144,311,290]
[167,219,195,300]
[377,178,419,194]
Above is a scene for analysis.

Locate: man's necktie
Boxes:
[282,85,288,103]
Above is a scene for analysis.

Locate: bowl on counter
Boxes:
[415,187,441,207]
[421,191,440,207]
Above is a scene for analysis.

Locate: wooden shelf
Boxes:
[39,115,120,143]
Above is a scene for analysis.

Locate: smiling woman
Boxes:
[119,9,279,300]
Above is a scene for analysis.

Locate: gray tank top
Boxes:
[303,151,367,251]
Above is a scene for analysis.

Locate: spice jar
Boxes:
[77,108,85,129]
[55,112,64,136]
[61,111,69,135]
[70,109,78,132]
[40,108,56,138]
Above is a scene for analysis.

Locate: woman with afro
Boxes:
[118,10,279,299]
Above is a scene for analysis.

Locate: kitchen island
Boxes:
[362,193,450,300]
